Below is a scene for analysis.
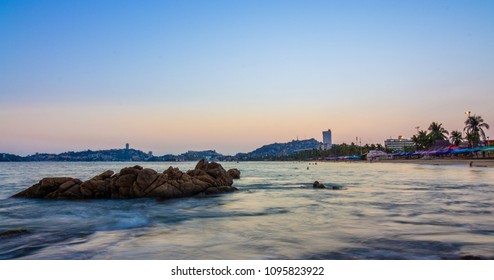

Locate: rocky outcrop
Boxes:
[313,181,325,188]
[312,181,345,190]
[227,168,241,179]
[12,160,238,200]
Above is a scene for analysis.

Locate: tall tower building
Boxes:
[322,129,332,150]
[125,143,129,150]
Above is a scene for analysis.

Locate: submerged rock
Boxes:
[227,168,241,179]
[0,228,29,237]
[312,181,345,190]
[313,181,326,188]
[11,159,238,200]
[327,183,344,190]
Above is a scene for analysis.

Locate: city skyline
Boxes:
[1,0,493,156]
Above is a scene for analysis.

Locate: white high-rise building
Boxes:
[322,129,332,150]
[384,136,414,152]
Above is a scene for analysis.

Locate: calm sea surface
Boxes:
[1,161,493,259]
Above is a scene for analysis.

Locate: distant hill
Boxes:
[0,153,24,162]
[4,149,153,162]
[235,139,321,160]
[149,150,223,162]
[53,149,152,161]
[0,139,322,162]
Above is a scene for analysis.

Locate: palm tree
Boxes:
[464,115,490,147]
[412,130,432,150]
[466,133,480,148]
[449,130,463,146]
[428,122,449,141]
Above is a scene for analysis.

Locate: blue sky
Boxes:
[1,0,493,155]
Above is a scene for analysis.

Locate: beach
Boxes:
[381,158,494,168]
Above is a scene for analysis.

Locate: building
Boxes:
[321,129,332,150]
[125,143,129,150]
[384,136,414,152]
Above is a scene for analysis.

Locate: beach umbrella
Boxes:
[451,148,481,154]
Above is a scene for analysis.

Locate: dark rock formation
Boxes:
[313,181,325,188]
[227,168,241,179]
[12,160,238,200]
[0,228,29,237]
[311,181,345,190]
[329,184,344,190]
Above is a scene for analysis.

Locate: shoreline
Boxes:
[374,158,494,168]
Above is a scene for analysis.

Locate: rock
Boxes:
[11,160,239,200]
[46,179,82,199]
[0,228,29,237]
[147,183,182,198]
[163,166,183,180]
[59,183,83,199]
[12,177,74,198]
[330,184,343,190]
[186,169,207,177]
[227,168,241,179]
[133,168,159,197]
[313,181,326,188]
[91,170,114,180]
[205,187,220,195]
[59,179,82,192]
[195,159,208,170]
[120,166,141,176]
[80,178,111,199]
[311,181,344,190]
[111,173,138,199]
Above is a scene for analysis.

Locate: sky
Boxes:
[1,0,493,156]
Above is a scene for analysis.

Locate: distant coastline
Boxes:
[0,138,322,162]
[3,138,492,165]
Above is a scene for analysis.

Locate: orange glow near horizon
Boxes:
[2,98,490,156]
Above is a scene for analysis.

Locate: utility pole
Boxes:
[356,137,363,155]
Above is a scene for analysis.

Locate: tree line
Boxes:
[412,114,490,150]
[280,113,490,160]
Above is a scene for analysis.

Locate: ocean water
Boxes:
[0,161,493,260]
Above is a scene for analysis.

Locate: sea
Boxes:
[1,161,493,260]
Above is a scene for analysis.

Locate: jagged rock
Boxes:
[313,181,326,188]
[11,160,238,200]
[132,168,159,197]
[80,177,111,199]
[12,177,74,198]
[91,170,114,180]
[46,179,83,199]
[110,171,137,199]
[195,159,208,170]
[227,168,241,179]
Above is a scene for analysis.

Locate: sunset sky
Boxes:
[1,0,493,155]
